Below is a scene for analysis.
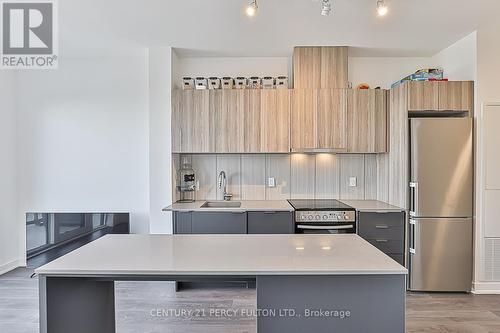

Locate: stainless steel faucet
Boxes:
[217,171,233,201]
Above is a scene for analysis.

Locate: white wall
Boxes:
[149,47,174,234]
[348,57,432,89]
[0,71,21,274]
[473,20,500,292]
[432,32,477,81]
[15,53,150,264]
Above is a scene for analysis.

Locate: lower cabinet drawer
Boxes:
[191,212,247,234]
[366,239,404,254]
[247,212,294,234]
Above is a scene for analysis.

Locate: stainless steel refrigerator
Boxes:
[408,117,473,292]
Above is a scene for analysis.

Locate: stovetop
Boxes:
[287,199,355,211]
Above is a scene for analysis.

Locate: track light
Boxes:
[246,0,258,17]
[376,0,388,16]
[321,0,332,16]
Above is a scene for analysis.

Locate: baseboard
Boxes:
[0,259,25,276]
[472,282,500,294]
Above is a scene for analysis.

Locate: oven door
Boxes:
[296,223,356,234]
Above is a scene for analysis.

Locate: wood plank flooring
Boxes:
[1,268,500,333]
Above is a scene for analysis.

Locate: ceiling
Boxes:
[59,0,497,57]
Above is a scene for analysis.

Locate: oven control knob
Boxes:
[337,215,342,220]
[315,215,320,220]
[308,215,313,220]
[323,215,328,220]
[344,215,350,220]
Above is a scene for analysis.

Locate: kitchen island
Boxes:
[35,234,407,333]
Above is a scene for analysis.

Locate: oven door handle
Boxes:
[296,225,354,230]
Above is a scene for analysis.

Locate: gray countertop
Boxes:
[339,200,405,212]
[35,234,407,276]
[163,199,404,213]
[163,200,294,212]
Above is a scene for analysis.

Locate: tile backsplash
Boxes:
[173,153,381,201]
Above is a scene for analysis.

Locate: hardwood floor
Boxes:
[1,268,500,333]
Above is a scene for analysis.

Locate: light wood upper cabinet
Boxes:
[293,46,348,89]
[171,90,213,153]
[407,81,474,114]
[407,81,439,111]
[317,89,347,149]
[260,90,290,153]
[216,90,245,153]
[243,89,262,153]
[291,89,318,149]
[347,89,388,153]
[438,81,474,112]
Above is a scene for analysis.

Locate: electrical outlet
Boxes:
[349,177,357,187]
[268,177,276,188]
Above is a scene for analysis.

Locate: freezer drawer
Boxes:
[409,118,473,217]
[409,218,472,292]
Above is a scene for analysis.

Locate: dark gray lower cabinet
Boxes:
[358,211,405,265]
[173,212,192,234]
[173,211,294,235]
[191,212,247,234]
[247,212,294,234]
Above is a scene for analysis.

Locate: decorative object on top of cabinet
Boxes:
[221,77,234,89]
[235,77,247,89]
[248,77,261,89]
[208,77,220,90]
[293,46,348,89]
[262,77,275,89]
[347,89,388,153]
[276,76,288,89]
[195,77,208,90]
[182,77,194,90]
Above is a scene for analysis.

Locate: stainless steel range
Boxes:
[287,199,356,234]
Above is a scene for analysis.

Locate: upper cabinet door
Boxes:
[216,90,245,153]
[261,90,290,153]
[293,46,348,89]
[173,90,213,153]
[291,89,318,149]
[347,89,388,153]
[407,81,439,111]
[320,47,348,89]
[438,81,474,112]
[317,89,347,149]
[293,47,321,89]
[244,89,262,153]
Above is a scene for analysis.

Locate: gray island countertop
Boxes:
[35,234,407,276]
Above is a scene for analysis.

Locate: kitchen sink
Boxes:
[201,201,242,208]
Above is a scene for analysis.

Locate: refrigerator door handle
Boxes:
[409,182,419,217]
[409,219,417,254]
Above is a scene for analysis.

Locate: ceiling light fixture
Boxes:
[376,0,388,16]
[321,0,332,16]
[246,0,258,17]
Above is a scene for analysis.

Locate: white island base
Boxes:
[35,234,407,333]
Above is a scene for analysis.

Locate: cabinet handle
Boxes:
[375,225,389,229]
[231,211,246,214]
[264,211,277,214]
[375,239,388,243]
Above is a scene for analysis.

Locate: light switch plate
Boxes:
[349,177,357,187]
[268,177,276,188]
